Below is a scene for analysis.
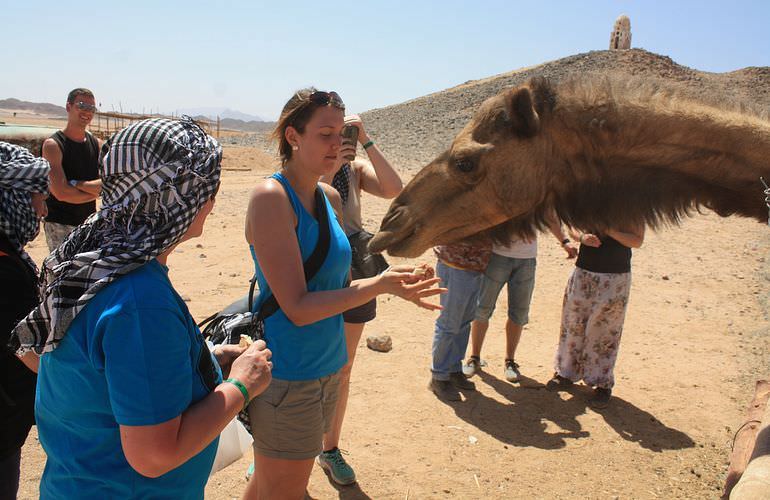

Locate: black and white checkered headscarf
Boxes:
[332,163,351,205]
[0,142,50,273]
[11,117,222,355]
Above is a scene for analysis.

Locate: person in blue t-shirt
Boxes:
[243,89,445,499]
[10,118,273,500]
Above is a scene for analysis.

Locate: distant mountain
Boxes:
[174,107,266,122]
[0,98,66,116]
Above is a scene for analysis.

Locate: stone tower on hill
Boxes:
[610,15,632,50]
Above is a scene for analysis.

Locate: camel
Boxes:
[369,75,770,257]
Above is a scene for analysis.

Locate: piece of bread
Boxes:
[239,334,254,348]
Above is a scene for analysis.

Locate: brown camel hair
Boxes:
[370,75,770,257]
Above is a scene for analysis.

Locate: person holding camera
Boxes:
[317,114,403,485]
[244,88,443,499]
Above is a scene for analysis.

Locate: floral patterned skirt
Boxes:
[554,267,631,389]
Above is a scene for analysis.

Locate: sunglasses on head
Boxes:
[74,101,97,113]
[307,91,344,109]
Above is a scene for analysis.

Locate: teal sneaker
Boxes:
[245,462,254,481]
[317,448,357,485]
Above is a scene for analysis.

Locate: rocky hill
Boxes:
[0,98,66,117]
[359,48,770,172]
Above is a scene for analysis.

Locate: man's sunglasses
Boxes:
[74,101,98,113]
[307,91,344,109]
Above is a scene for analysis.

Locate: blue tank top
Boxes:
[249,172,351,380]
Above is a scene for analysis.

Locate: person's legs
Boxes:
[548,268,590,391]
[503,258,536,381]
[323,322,364,451]
[43,221,76,252]
[243,454,315,500]
[465,254,508,375]
[581,272,632,395]
[504,320,524,361]
[431,261,481,398]
[319,322,364,484]
[0,448,21,500]
[469,320,489,359]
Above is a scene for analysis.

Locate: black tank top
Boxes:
[576,235,632,274]
[44,131,99,226]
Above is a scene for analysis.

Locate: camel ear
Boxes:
[505,87,540,137]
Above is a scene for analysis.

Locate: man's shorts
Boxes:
[247,373,341,460]
[474,254,536,326]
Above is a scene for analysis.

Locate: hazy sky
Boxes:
[3,0,768,120]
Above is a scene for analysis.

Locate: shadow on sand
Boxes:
[435,370,695,452]
[308,470,373,500]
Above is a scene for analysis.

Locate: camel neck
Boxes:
[556,98,770,185]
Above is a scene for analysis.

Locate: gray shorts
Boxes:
[43,221,77,252]
[247,373,341,460]
[475,254,537,325]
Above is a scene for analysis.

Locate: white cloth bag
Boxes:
[209,417,253,476]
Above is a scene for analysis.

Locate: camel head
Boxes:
[372,75,770,258]
[371,79,556,257]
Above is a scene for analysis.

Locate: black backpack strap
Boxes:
[257,186,331,321]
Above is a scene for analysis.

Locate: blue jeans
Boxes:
[431,261,483,381]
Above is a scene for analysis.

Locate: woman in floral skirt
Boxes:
[545,225,644,408]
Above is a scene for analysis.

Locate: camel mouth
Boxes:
[371,221,481,258]
[369,226,416,255]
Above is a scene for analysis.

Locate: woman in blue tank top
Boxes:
[243,89,445,499]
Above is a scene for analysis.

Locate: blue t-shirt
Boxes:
[250,173,351,380]
[36,259,221,500]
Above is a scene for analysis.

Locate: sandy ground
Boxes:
[14,143,770,499]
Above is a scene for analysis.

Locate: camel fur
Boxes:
[370,75,770,257]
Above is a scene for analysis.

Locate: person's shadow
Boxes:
[310,471,374,500]
[437,371,694,452]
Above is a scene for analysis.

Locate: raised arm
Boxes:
[545,210,577,258]
[606,224,645,249]
[347,115,402,198]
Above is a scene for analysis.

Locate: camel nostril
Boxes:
[381,204,408,228]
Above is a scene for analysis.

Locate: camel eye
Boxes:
[456,159,475,173]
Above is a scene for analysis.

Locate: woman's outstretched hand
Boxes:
[378,264,445,310]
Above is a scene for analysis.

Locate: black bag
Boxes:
[197,186,332,433]
[348,230,389,279]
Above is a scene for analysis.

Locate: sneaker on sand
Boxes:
[245,462,254,481]
[545,373,574,392]
[450,372,476,391]
[589,387,612,409]
[462,356,481,378]
[504,359,521,383]
[462,356,487,378]
[318,447,357,485]
[428,378,461,401]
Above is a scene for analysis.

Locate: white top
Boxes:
[492,236,537,259]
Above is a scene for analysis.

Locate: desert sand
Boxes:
[14,142,770,499]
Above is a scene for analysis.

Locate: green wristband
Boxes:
[224,378,250,409]
[362,140,375,150]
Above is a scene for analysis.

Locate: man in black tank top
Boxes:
[42,88,102,251]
